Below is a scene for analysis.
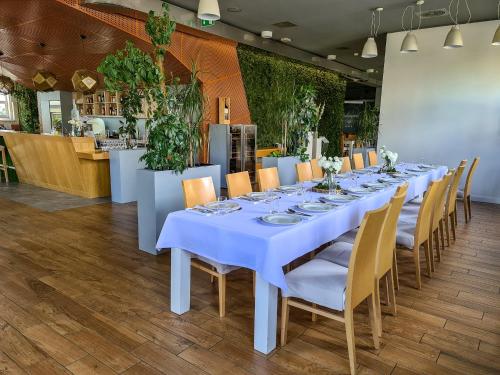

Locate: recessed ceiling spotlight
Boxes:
[261,30,273,39]
[280,37,292,43]
[39,42,46,48]
[327,54,337,60]
[311,56,322,62]
[353,52,359,56]
[243,33,256,42]
[366,68,375,73]
[227,6,241,12]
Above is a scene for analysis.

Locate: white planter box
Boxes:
[262,156,302,186]
[109,149,146,204]
[136,165,221,254]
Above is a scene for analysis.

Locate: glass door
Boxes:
[243,125,256,182]
[228,125,243,173]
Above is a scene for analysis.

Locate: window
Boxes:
[0,93,14,120]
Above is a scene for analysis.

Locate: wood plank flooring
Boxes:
[0,195,499,374]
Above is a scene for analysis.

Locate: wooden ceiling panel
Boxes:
[0,0,51,30]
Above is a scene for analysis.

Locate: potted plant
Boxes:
[98,2,220,253]
[262,84,324,185]
[354,102,379,165]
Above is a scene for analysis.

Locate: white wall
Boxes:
[379,21,500,204]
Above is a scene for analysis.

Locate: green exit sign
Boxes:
[201,19,216,27]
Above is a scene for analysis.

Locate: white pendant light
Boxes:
[197,0,220,21]
[400,1,423,53]
[443,0,471,49]
[362,8,383,59]
[492,1,500,45]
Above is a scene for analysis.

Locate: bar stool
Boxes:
[0,145,8,183]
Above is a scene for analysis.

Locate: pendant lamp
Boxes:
[444,0,471,49]
[492,1,500,45]
[362,8,383,58]
[72,35,98,94]
[400,1,424,53]
[197,0,220,21]
[33,71,57,91]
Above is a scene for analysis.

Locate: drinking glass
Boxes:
[266,188,279,214]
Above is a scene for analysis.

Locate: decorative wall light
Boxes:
[492,1,500,45]
[0,52,14,94]
[444,0,471,49]
[32,71,57,91]
[198,0,220,21]
[71,35,98,94]
[362,7,383,58]
[400,1,424,53]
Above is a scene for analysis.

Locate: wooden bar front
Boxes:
[0,131,110,198]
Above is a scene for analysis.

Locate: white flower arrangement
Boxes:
[318,156,343,175]
[379,145,398,171]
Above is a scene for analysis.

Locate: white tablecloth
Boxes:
[156,163,447,291]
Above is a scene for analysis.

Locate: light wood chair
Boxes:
[226,171,252,198]
[341,156,352,173]
[182,176,239,317]
[368,150,378,167]
[457,157,480,223]
[257,167,280,192]
[0,145,8,183]
[316,184,408,336]
[310,158,324,179]
[444,161,466,245]
[295,162,313,182]
[352,153,364,170]
[281,203,391,374]
[396,178,442,289]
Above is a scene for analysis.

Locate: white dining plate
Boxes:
[378,178,401,184]
[278,185,301,192]
[247,192,268,199]
[205,201,240,211]
[406,168,426,173]
[334,173,349,179]
[389,173,407,178]
[297,202,336,213]
[363,182,386,189]
[353,169,371,174]
[260,214,303,225]
[346,187,373,194]
[321,194,357,203]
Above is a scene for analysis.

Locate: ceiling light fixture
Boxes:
[197,0,220,21]
[443,0,471,49]
[261,30,273,39]
[400,1,424,53]
[71,34,98,94]
[280,37,292,43]
[492,1,500,45]
[327,54,337,60]
[362,7,383,58]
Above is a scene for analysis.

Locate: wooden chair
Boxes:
[310,158,323,179]
[295,162,313,182]
[352,153,364,170]
[0,146,8,183]
[429,172,453,267]
[368,150,378,166]
[281,203,391,374]
[316,184,408,336]
[396,178,442,289]
[341,156,352,173]
[182,176,239,317]
[226,171,252,198]
[256,167,280,192]
[444,161,466,245]
[457,157,480,223]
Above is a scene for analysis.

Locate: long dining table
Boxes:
[156,162,448,354]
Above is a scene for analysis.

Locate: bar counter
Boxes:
[0,131,110,198]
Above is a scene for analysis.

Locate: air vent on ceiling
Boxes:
[273,21,297,28]
[417,8,448,19]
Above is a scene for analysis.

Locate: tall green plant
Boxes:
[12,83,39,133]
[356,103,379,146]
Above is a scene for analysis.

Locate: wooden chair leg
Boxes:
[425,238,434,275]
[413,248,422,289]
[467,196,472,221]
[387,270,397,316]
[451,213,457,241]
[374,279,382,337]
[445,216,451,247]
[439,220,445,251]
[311,304,318,322]
[433,230,440,265]
[344,309,357,374]
[367,294,380,349]
[454,207,458,225]
[392,249,399,290]
[464,198,469,223]
[218,274,226,318]
[280,297,289,346]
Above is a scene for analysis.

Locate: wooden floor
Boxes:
[0,196,499,375]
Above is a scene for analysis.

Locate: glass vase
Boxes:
[325,171,336,195]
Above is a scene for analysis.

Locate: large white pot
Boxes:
[109,148,146,204]
[262,156,302,186]
[136,164,221,254]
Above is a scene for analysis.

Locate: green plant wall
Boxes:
[12,83,39,133]
[237,45,346,157]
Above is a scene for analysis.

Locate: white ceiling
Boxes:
[169,0,499,80]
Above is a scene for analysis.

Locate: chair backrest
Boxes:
[257,167,280,192]
[310,159,323,179]
[431,172,453,230]
[464,157,480,197]
[341,156,352,173]
[377,183,408,277]
[182,176,216,208]
[445,161,466,215]
[296,162,313,182]
[352,153,364,170]
[368,150,378,166]
[226,171,252,198]
[346,202,390,309]
[414,178,442,245]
